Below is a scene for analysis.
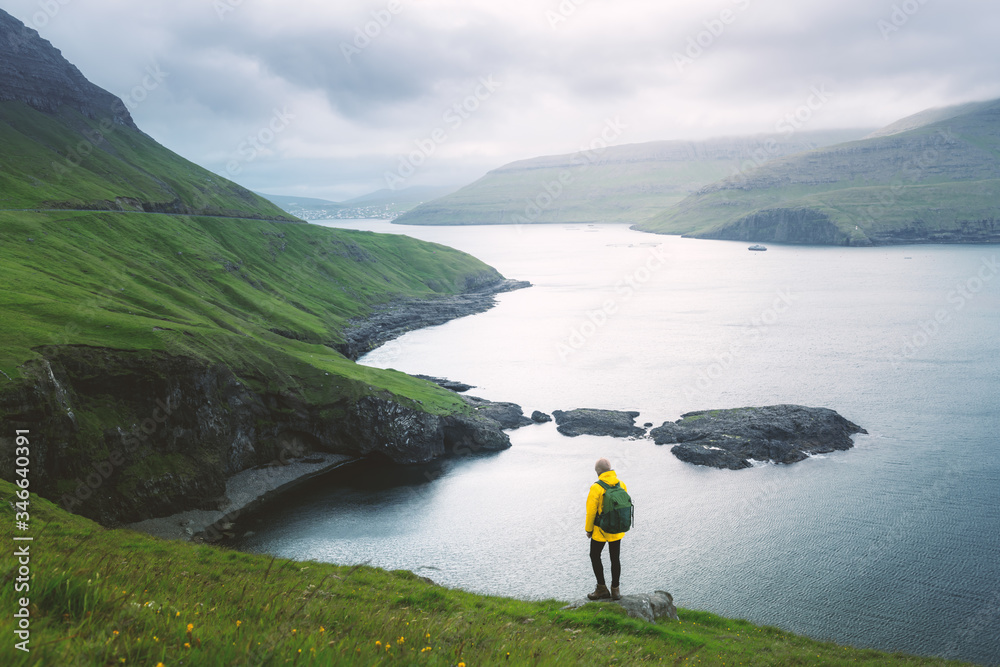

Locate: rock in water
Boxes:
[650,404,867,469]
[413,375,474,393]
[531,410,552,423]
[461,395,533,430]
[551,409,645,438]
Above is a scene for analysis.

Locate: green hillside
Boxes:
[393,131,868,226]
[636,100,1000,245]
[0,58,507,523]
[0,101,295,220]
[0,479,963,666]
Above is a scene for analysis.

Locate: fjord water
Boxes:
[236,222,1000,664]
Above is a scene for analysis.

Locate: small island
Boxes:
[551,408,645,438]
[650,405,867,469]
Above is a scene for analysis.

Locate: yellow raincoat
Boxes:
[585,470,627,542]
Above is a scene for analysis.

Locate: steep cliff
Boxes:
[0,346,508,526]
[0,9,514,527]
[0,9,135,127]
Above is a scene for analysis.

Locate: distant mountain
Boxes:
[393,131,870,226]
[636,99,1000,245]
[259,185,456,221]
[864,100,998,139]
[259,193,344,209]
[343,185,457,206]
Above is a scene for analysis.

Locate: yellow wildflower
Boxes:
[187,623,194,633]
[375,641,382,647]
[236,620,242,627]
[184,642,191,649]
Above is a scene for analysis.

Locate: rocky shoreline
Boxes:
[117,396,867,541]
[126,453,356,541]
[390,392,868,471]
[336,278,531,360]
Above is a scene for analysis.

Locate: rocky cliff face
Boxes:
[0,8,135,128]
[0,346,509,526]
[696,208,862,246]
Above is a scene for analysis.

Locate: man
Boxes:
[585,457,626,600]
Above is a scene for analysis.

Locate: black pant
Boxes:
[590,538,621,588]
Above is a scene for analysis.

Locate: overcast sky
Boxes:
[6,0,1000,200]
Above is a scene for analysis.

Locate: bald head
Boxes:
[595,458,612,475]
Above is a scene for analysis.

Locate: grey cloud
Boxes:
[4,0,1000,199]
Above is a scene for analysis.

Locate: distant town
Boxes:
[283,204,403,221]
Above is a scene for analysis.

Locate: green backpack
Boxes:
[594,480,634,534]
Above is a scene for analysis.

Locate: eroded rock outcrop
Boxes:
[531,410,552,423]
[0,346,509,526]
[650,404,866,469]
[461,395,533,430]
[551,409,646,438]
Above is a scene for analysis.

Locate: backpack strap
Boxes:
[596,480,618,491]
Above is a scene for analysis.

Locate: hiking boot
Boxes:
[611,586,621,600]
[587,584,611,600]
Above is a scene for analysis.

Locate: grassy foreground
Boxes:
[0,481,962,666]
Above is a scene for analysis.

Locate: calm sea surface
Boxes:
[235,222,1000,664]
